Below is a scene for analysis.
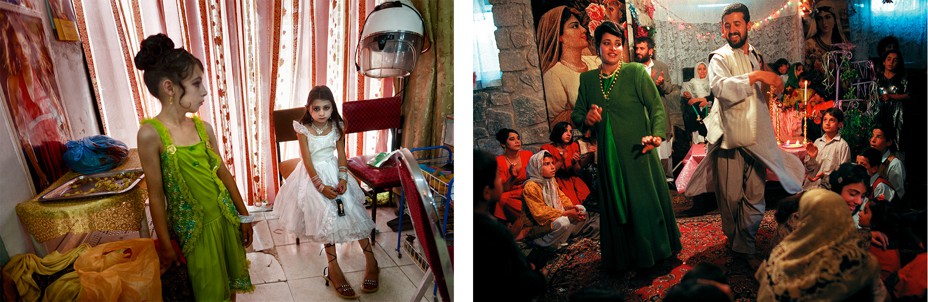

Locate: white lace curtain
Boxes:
[653,14,804,86]
[74,0,389,204]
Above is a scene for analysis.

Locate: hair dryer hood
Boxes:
[358,1,425,78]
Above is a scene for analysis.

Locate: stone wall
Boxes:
[473,0,549,155]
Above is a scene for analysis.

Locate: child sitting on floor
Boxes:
[521,150,600,250]
[803,108,851,190]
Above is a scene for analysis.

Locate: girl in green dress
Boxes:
[135,33,254,301]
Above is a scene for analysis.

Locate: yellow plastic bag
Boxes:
[74,238,161,301]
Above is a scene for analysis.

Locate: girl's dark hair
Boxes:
[829,163,870,196]
[593,21,624,50]
[549,122,572,144]
[134,33,204,100]
[301,85,344,136]
[495,128,520,145]
[542,152,554,160]
[880,49,905,72]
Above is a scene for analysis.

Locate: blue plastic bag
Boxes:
[63,136,129,174]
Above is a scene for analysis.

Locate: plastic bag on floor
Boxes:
[74,238,161,301]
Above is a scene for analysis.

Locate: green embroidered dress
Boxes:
[571,62,682,271]
[145,117,253,300]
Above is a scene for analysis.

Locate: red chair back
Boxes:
[343,96,403,134]
[395,148,453,301]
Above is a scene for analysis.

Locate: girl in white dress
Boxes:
[273,85,378,299]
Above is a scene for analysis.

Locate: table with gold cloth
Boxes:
[15,149,148,245]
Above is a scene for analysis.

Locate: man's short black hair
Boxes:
[634,36,654,49]
[823,107,844,123]
[721,3,750,23]
[859,147,883,168]
[474,149,498,203]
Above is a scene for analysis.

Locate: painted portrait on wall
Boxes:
[531,0,632,127]
[0,6,71,190]
[802,0,851,76]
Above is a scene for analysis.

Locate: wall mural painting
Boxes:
[0,6,71,191]
[531,0,635,127]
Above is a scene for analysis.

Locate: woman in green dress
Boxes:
[135,34,254,300]
[571,21,681,271]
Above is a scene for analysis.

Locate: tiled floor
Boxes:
[237,206,435,302]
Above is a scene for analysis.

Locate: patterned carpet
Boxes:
[539,193,779,302]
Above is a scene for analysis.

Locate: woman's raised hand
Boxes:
[641,136,662,154]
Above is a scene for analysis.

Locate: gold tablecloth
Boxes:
[15,150,147,242]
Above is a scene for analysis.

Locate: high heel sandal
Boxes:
[322,244,359,299]
[360,242,380,293]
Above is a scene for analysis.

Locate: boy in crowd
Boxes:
[803,108,850,190]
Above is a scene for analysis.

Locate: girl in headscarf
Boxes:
[521,150,599,249]
[756,189,881,301]
[537,6,603,127]
[682,61,712,144]
[785,62,803,90]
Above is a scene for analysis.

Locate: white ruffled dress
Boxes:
[273,121,375,244]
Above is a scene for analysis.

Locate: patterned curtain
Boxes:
[74,0,392,204]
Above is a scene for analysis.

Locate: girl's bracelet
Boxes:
[239,214,255,224]
[338,171,348,181]
[316,183,325,192]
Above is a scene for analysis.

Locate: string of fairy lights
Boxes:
[647,0,813,42]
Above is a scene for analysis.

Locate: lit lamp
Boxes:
[356,0,430,78]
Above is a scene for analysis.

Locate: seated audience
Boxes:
[474,149,546,302]
[756,189,882,301]
[803,108,850,190]
[870,125,906,199]
[494,128,533,224]
[522,150,600,249]
[856,147,897,202]
[541,122,592,206]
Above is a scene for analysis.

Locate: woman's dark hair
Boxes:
[829,163,870,196]
[549,122,572,144]
[301,85,344,136]
[823,107,844,123]
[775,193,803,224]
[134,33,204,100]
[558,7,582,34]
[593,21,624,50]
[770,58,790,74]
[474,149,499,203]
[814,7,845,44]
[880,49,905,72]
[495,128,520,146]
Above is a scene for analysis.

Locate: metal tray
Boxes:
[39,169,146,202]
